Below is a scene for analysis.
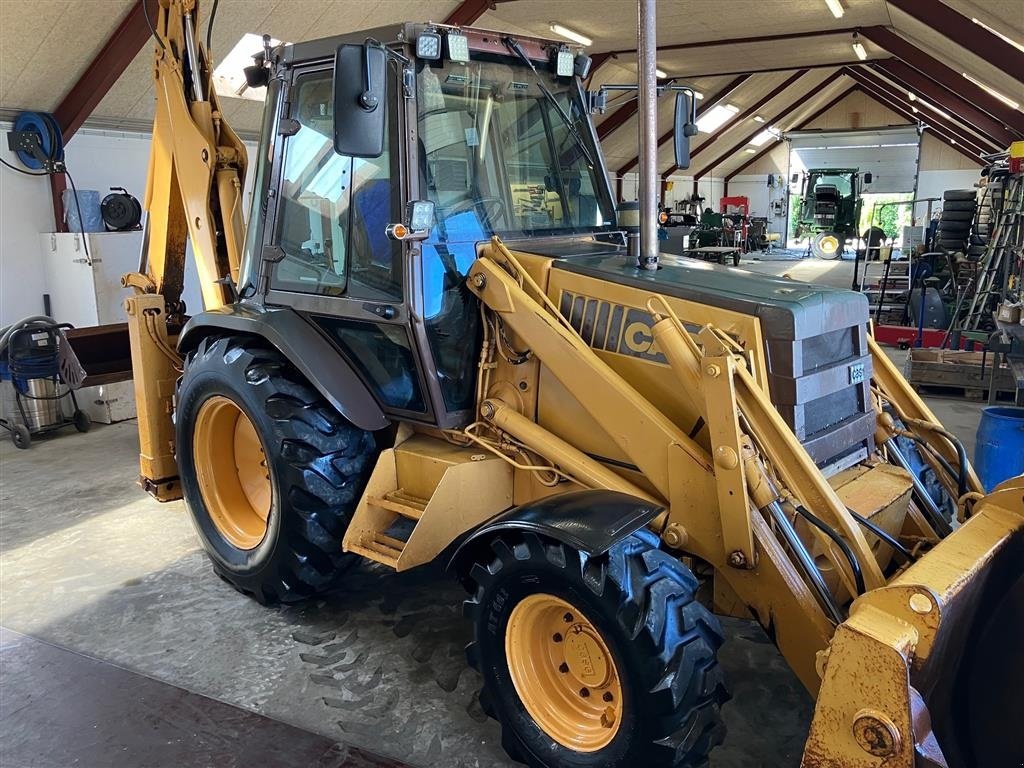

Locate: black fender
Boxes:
[178,303,388,432]
[448,489,664,578]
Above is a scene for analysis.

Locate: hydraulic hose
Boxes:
[765,500,845,625]
[794,505,866,596]
[847,508,914,564]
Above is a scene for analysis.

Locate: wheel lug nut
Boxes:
[580,688,590,698]
[552,633,562,643]
[559,663,569,674]
[603,692,613,702]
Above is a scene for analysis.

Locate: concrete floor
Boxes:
[0,256,989,767]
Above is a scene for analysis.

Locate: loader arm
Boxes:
[122,0,248,499]
[466,237,1024,765]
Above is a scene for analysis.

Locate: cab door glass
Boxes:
[272,68,402,299]
[272,71,350,295]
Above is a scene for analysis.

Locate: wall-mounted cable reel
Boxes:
[100,187,143,231]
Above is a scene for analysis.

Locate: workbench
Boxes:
[686,245,741,266]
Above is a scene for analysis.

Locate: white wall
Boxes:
[0,123,56,325]
[0,126,257,327]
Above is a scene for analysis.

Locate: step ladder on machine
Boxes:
[964,174,1023,330]
[343,431,514,571]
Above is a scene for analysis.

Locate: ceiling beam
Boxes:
[52,0,158,139]
[844,66,1000,154]
[48,0,158,233]
[724,83,862,180]
[847,82,986,163]
[698,80,855,181]
[596,98,640,141]
[444,0,500,25]
[860,26,1024,136]
[600,26,862,56]
[872,59,1017,148]
[586,52,616,84]
[885,0,1024,79]
[683,59,876,80]
[616,75,750,176]
[662,69,808,179]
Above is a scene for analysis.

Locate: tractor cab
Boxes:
[235,24,630,428]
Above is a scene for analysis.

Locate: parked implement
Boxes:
[124,4,1023,767]
[794,167,868,259]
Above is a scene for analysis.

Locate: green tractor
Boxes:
[792,168,870,259]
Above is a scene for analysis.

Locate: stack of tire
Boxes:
[934,189,977,255]
[970,176,1003,261]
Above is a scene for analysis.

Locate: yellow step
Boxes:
[366,490,427,521]
[348,532,407,568]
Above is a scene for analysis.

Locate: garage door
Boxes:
[787,127,920,193]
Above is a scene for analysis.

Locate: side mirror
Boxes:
[673,92,698,169]
[334,43,387,158]
[863,172,873,184]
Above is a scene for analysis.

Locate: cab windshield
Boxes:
[809,172,854,197]
[416,55,615,238]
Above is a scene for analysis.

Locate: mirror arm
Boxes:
[360,44,379,111]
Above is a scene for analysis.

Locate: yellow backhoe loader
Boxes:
[124,2,1023,766]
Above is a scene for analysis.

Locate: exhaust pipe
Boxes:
[637,0,658,271]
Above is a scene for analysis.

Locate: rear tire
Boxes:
[176,335,377,604]
[464,529,729,768]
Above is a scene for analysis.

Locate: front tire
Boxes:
[812,231,842,259]
[464,529,729,768]
[176,335,376,604]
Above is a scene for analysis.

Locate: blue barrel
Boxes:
[975,407,1024,492]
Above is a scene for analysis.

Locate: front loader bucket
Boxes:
[802,476,1024,768]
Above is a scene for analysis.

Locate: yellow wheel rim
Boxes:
[505,593,623,752]
[193,396,271,550]
[819,234,840,254]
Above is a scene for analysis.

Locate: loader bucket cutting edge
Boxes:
[803,476,1024,768]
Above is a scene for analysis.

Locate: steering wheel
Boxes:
[445,196,505,222]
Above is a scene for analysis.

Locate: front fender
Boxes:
[447,489,664,577]
[179,303,388,432]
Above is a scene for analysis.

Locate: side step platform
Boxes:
[344,434,514,571]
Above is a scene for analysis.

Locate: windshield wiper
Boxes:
[502,37,597,169]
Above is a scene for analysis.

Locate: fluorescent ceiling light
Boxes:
[962,72,1021,110]
[549,22,591,47]
[918,99,952,121]
[213,33,284,101]
[753,115,765,123]
[656,68,667,78]
[911,106,919,113]
[693,90,704,100]
[749,126,780,146]
[971,17,1024,53]
[696,103,739,133]
[852,41,867,60]
[950,138,956,145]
[824,0,844,18]
[745,148,757,154]
[907,92,916,101]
